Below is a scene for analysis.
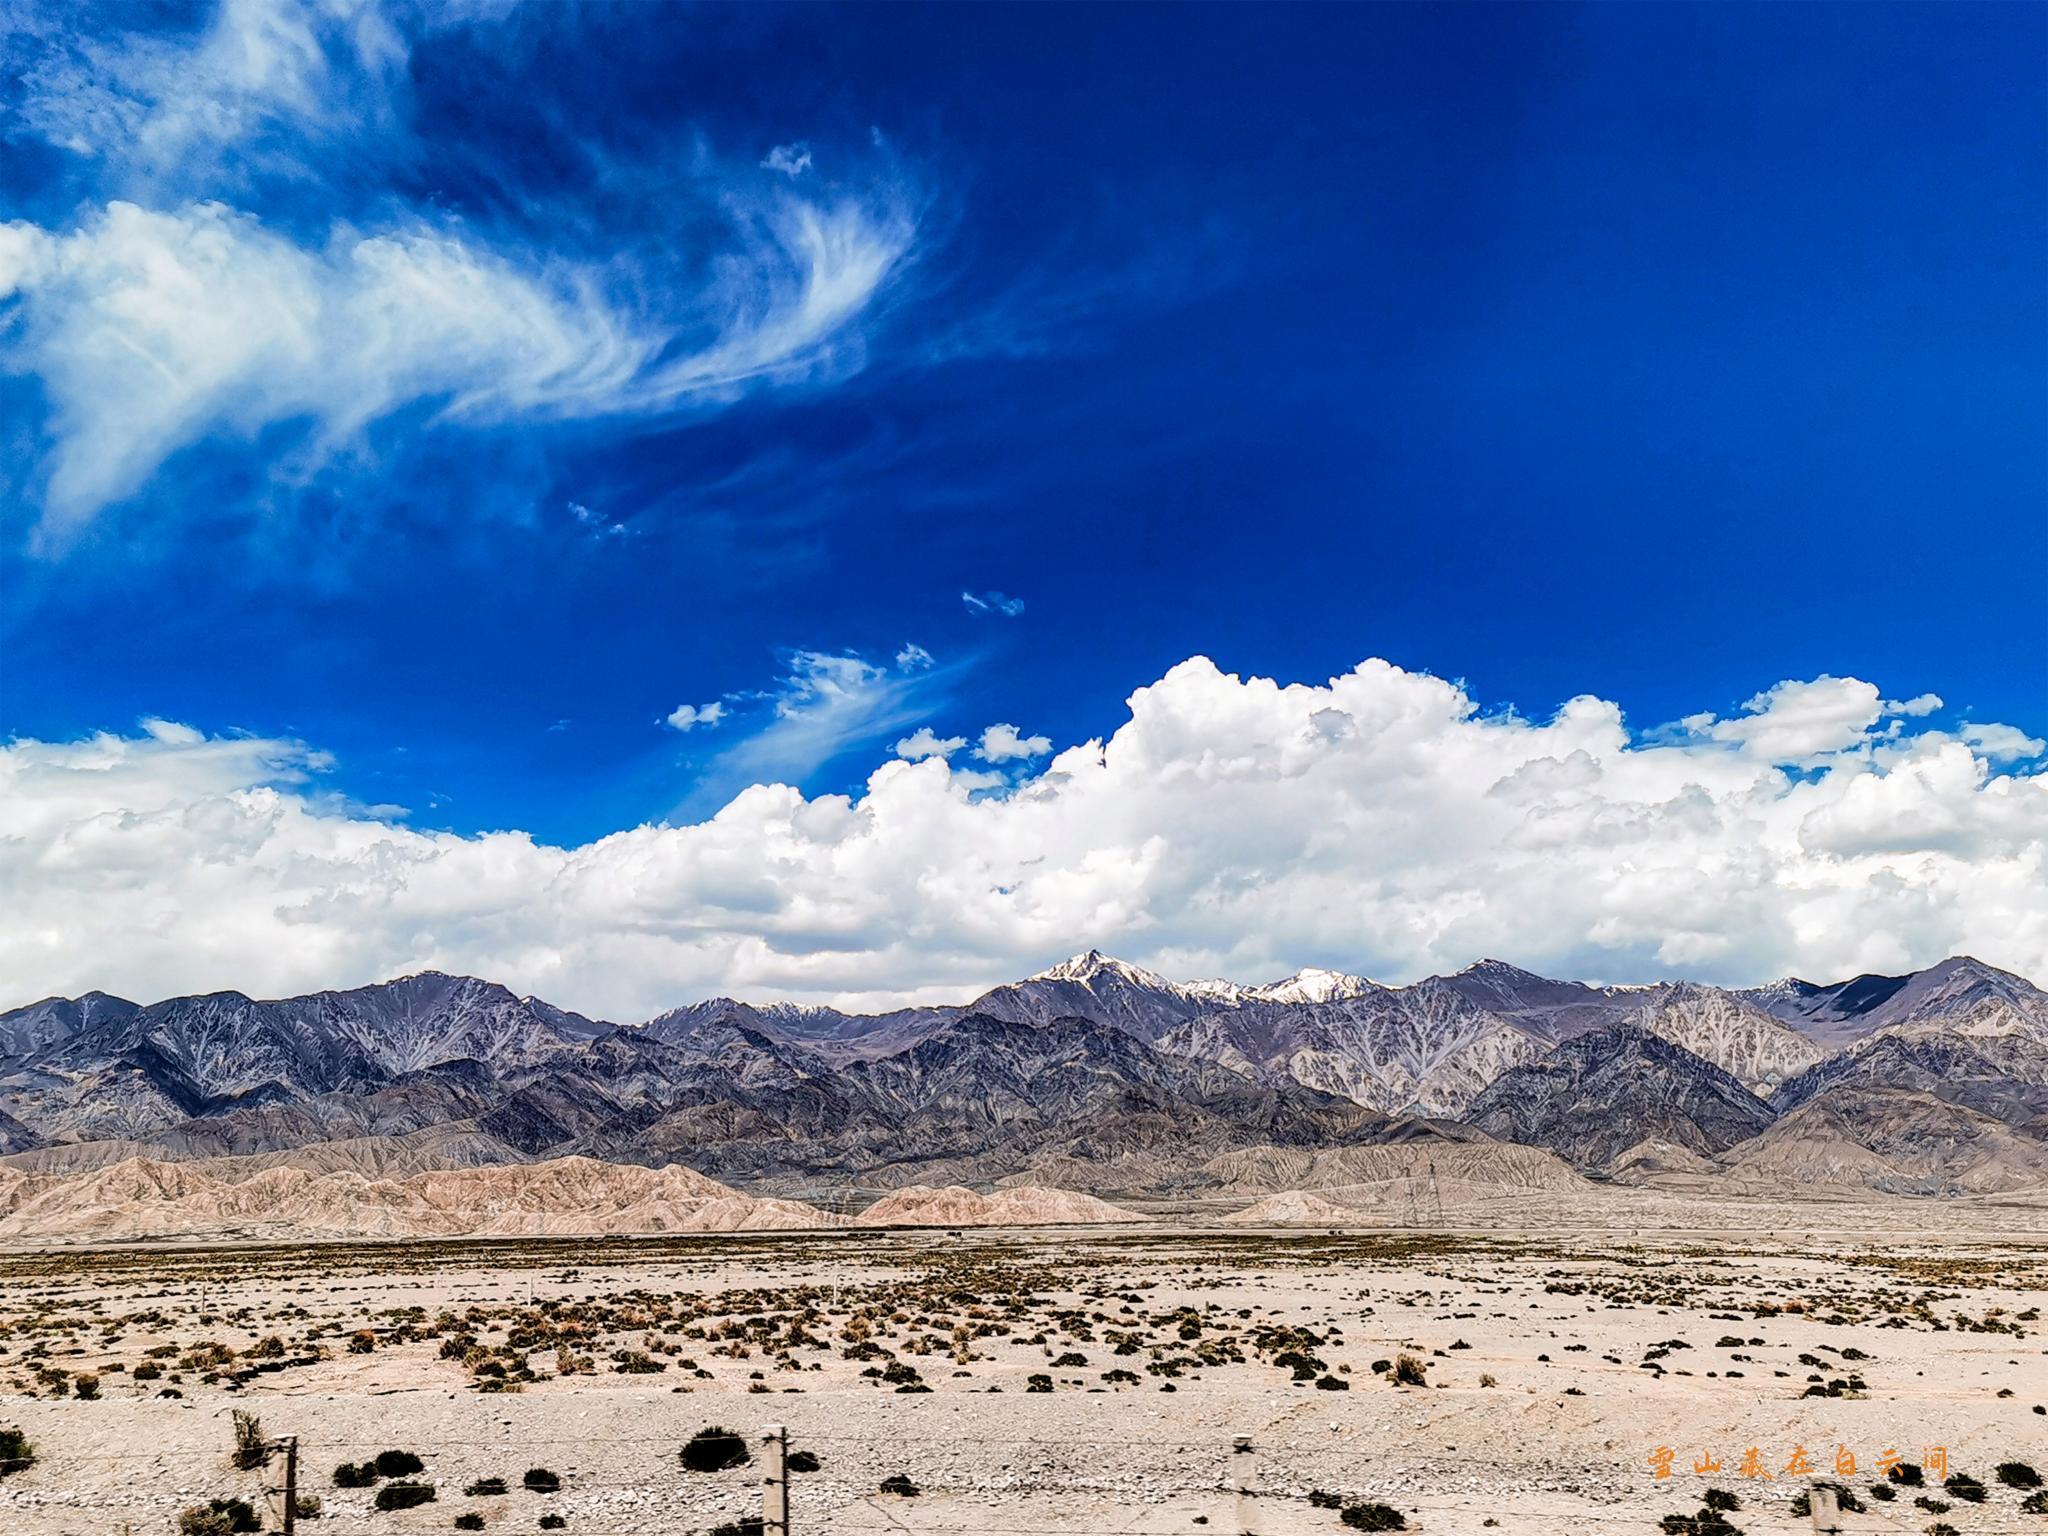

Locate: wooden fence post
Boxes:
[761,1423,789,1536]
[1232,1433,1256,1534]
[279,1437,298,1536]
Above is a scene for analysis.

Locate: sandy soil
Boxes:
[1,1210,2043,1536]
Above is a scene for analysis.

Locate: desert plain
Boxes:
[2,1185,2045,1536]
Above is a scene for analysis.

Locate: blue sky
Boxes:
[4,1,2041,844]
[1,2,2045,1013]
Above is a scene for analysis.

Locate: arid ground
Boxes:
[1,1209,2044,1536]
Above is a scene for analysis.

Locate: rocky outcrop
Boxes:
[1461,1025,1776,1167]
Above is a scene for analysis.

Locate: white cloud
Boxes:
[895,643,935,671]
[1695,676,1889,762]
[0,191,913,540]
[12,0,415,185]
[961,589,1025,617]
[1958,722,2046,762]
[976,723,1051,762]
[570,502,631,539]
[4,656,2044,1019]
[762,142,813,178]
[664,702,726,733]
[895,728,967,761]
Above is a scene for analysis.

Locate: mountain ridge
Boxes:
[5,952,2044,1193]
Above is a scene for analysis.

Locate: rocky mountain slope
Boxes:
[1430,959,1652,1039]
[1622,982,1825,1092]
[1461,1025,1778,1166]
[1154,981,1546,1116]
[1745,955,2048,1045]
[1720,1086,2048,1195]
[5,951,2044,1196]
[1771,1027,2048,1131]
[0,990,138,1059]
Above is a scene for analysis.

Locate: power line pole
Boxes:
[761,1423,789,1536]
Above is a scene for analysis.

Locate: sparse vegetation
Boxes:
[374,1481,437,1511]
[1943,1472,1985,1503]
[229,1410,267,1470]
[1340,1503,1407,1531]
[0,1224,2037,1536]
[1388,1352,1428,1386]
[178,1499,261,1535]
[0,1426,35,1479]
[680,1427,750,1472]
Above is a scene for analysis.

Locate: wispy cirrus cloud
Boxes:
[0,0,920,547]
[675,645,958,817]
[961,589,1024,617]
[8,0,421,192]
[0,189,915,544]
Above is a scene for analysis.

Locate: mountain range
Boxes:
[3,951,2045,1200]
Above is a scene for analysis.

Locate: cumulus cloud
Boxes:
[1694,676,1892,761]
[961,589,1025,617]
[976,723,1051,762]
[4,657,2044,1019]
[895,728,967,761]
[664,701,726,733]
[1960,722,2047,762]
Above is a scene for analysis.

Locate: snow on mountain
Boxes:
[1245,967,1375,1005]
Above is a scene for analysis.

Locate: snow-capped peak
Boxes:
[1028,950,1172,988]
[1249,967,1374,1005]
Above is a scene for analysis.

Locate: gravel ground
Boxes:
[1,1217,2043,1536]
